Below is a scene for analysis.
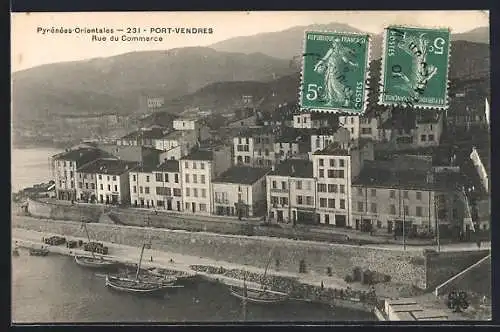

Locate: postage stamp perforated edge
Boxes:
[378,25,452,110]
[298,30,372,116]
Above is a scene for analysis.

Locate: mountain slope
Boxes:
[12,47,296,122]
[211,24,489,61]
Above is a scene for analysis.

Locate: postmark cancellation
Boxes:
[299,31,371,115]
[379,25,451,110]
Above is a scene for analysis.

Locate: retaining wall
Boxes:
[27,198,103,222]
[12,216,427,289]
[425,250,490,290]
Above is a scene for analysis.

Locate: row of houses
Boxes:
[52,138,468,235]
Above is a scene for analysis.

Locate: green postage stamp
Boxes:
[299,31,371,114]
[380,26,451,109]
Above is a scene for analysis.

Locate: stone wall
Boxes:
[12,217,427,289]
[27,198,103,222]
[425,249,490,290]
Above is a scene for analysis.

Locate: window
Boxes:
[77,182,82,189]
[139,186,143,193]
[421,135,427,142]
[175,174,179,183]
[377,220,382,228]
[271,196,279,205]
[320,198,327,208]
[404,205,409,215]
[100,184,104,190]
[390,190,396,199]
[416,191,422,200]
[280,197,288,206]
[319,159,324,166]
[306,196,313,205]
[329,159,335,167]
[202,189,206,198]
[193,162,197,169]
[371,203,377,213]
[114,185,118,192]
[371,189,376,197]
[340,185,345,194]
[133,186,137,193]
[281,181,287,190]
[200,163,205,169]
[165,173,169,182]
[185,161,189,168]
[319,169,324,178]
[324,214,330,224]
[403,191,409,199]
[357,188,363,196]
[133,175,136,181]
[317,183,327,192]
[193,174,198,183]
[306,181,312,190]
[185,202,190,210]
[357,202,364,212]
[186,188,190,196]
[185,174,190,183]
[296,181,302,190]
[265,149,269,156]
[201,175,206,184]
[244,156,250,164]
[328,199,335,208]
[297,196,303,205]
[85,183,88,189]
[173,188,181,196]
[339,159,345,168]
[145,187,150,194]
[429,134,435,141]
[157,200,164,207]
[193,188,198,197]
[328,184,337,193]
[112,176,116,181]
[339,199,345,209]
[156,173,163,182]
[99,175,102,180]
[390,205,396,214]
[199,204,207,212]
[91,183,95,189]
[107,184,111,191]
[272,181,277,189]
[416,206,423,217]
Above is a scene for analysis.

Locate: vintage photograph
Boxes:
[11,10,490,323]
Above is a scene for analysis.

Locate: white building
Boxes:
[52,147,105,201]
[77,158,137,205]
[180,145,232,215]
[415,111,444,147]
[212,166,271,218]
[310,127,351,156]
[153,130,198,160]
[359,117,380,141]
[266,159,316,224]
[173,118,211,141]
[339,115,360,140]
[129,160,183,211]
[312,141,373,227]
[233,127,279,167]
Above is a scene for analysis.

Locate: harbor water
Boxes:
[11,148,61,192]
[11,249,375,323]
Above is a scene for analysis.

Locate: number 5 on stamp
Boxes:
[379,26,451,109]
[299,31,371,114]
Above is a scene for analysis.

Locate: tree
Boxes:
[447,290,469,312]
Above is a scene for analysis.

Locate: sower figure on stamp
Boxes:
[393,33,438,99]
[313,39,358,107]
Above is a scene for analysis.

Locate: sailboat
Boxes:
[74,221,119,269]
[229,248,289,304]
[105,216,183,295]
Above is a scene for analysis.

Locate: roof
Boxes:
[120,128,165,140]
[269,159,313,178]
[181,149,214,161]
[276,128,310,143]
[236,126,276,137]
[416,110,442,124]
[352,161,464,191]
[77,158,138,175]
[155,160,180,173]
[313,143,349,156]
[52,147,106,166]
[96,144,162,163]
[379,110,417,131]
[213,166,271,185]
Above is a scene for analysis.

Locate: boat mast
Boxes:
[242,271,247,321]
[135,214,149,280]
[81,210,95,259]
[261,246,275,288]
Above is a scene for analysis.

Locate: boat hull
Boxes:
[105,275,182,296]
[230,286,289,304]
[74,255,119,269]
[29,249,49,256]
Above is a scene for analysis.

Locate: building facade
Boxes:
[212,166,270,218]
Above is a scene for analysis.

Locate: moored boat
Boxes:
[74,255,119,269]
[105,275,182,295]
[29,247,49,256]
[230,285,289,304]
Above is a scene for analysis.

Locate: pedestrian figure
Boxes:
[150,256,153,262]
[321,281,324,290]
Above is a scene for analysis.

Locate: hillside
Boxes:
[211,24,489,61]
[12,47,296,123]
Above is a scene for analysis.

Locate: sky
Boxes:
[11,10,489,72]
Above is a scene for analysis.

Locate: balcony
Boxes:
[215,199,230,204]
[270,188,288,193]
